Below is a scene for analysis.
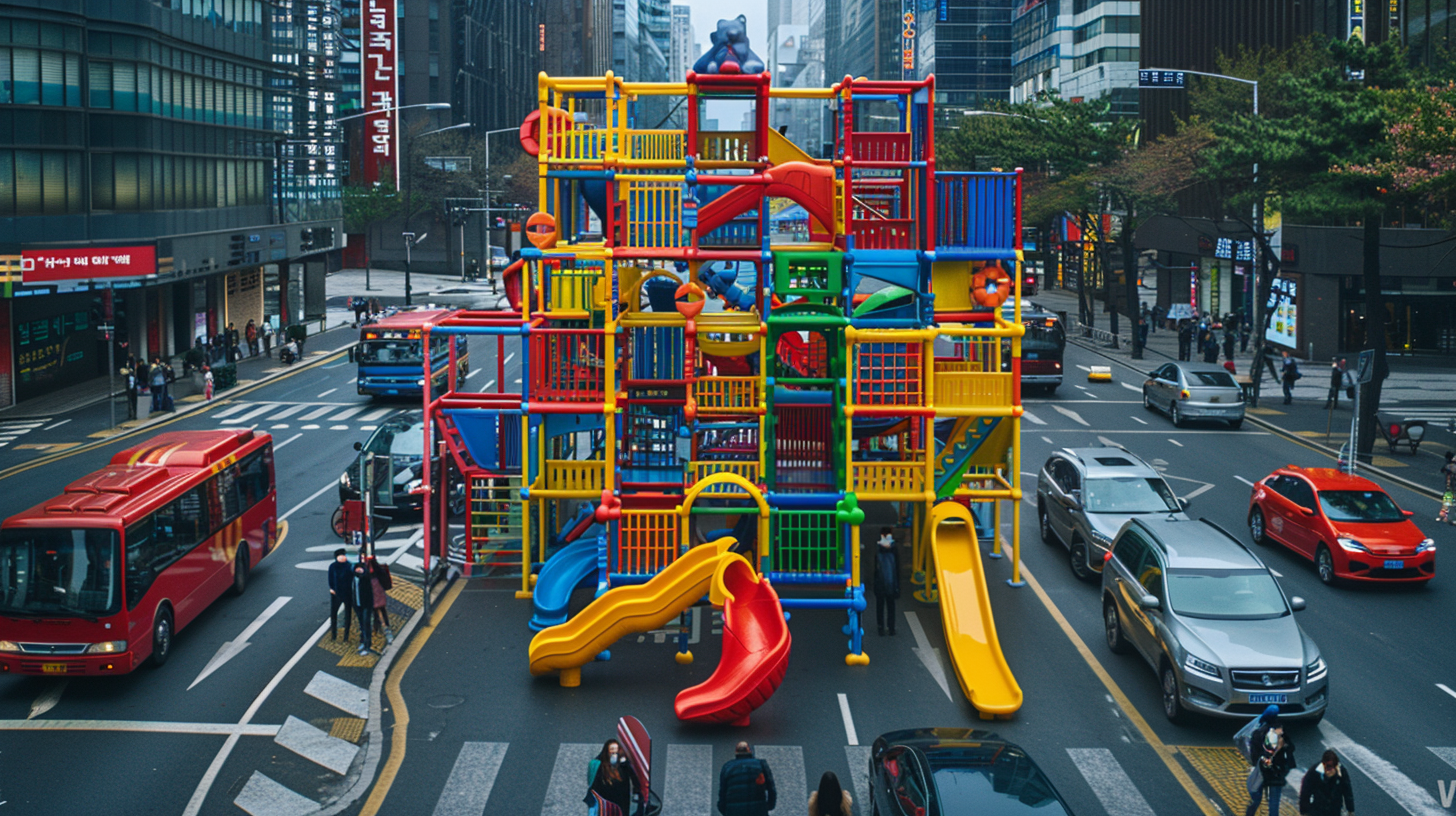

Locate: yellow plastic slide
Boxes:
[765,128,814,166]
[927,502,1023,718]
[528,538,738,687]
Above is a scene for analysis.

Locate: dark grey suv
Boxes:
[1101,517,1328,723]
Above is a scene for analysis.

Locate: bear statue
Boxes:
[691,15,765,75]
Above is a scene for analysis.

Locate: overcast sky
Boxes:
[681,0,769,66]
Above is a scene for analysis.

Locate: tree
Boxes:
[343,174,403,269]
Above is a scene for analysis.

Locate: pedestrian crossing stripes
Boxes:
[213,401,401,431]
[1066,748,1156,816]
[0,418,47,449]
[433,742,508,816]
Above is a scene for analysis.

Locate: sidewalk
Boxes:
[1033,286,1456,500]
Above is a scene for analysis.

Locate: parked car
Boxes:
[1248,465,1435,585]
[869,729,1074,816]
[339,411,466,516]
[1102,516,1327,723]
[1022,269,1038,296]
[489,245,510,271]
[1037,447,1188,581]
[1142,362,1245,429]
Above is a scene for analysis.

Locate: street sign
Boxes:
[1139,70,1186,88]
[1356,349,1375,384]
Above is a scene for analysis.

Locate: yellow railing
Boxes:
[546,267,601,314]
[936,371,1014,408]
[698,131,757,163]
[545,128,610,163]
[544,460,606,493]
[849,461,927,496]
[622,181,684,248]
[690,460,759,488]
[628,130,686,162]
[692,377,759,413]
[935,360,983,373]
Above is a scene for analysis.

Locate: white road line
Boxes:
[1042,436,1054,445]
[1022,410,1046,425]
[359,425,377,432]
[1096,436,1120,448]
[0,719,280,735]
[301,424,320,430]
[1075,384,1090,391]
[1318,719,1450,816]
[222,404,278,424]
[1235,475,1257,487]
[1437,683,1456,702]
[1269,568,1284,578]
[660,744,713,816]
[1132,416,1148,425]
[298,405,337,421]
[212,403,254,419]
[317,388,337,398]
[233,771,317,816]
[904,610,953,700]
[432,742,508,816]
[272,433,303,451]
[542,744,599,816]
[837,693,859,746]
[268,404,310,420]
[274,715,359,775]
[189,596,293,690]
[329,425,349,431]
[1066,748,1156,816]
[281,481,339,522]
[1076,364,1091,372]
[466,368,482,379]
[1121,382,1142,392]
[328,406,366,421]
[1431,746,1456,770]
[755,745,807,802]
[27,680,67,720]
[304,671,369,718]
[1184,483,1216,500]
[504,352,516,364]
[485,379,496,389]
[1168,439,1184,447]
[357,407,393,421]
[1051,405,1090,426]
[845,746,872,816]
[41,419,70,430]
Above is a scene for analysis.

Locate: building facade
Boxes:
[669,4,695,79]
[0,0,342,408]
[1011,0,1139,117]
[541,0,611,78]
[915,0,1014,115]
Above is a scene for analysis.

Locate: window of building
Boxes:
[1074,15,1140,44]
[1071,46,1139,72]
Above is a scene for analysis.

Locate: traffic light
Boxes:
[452,207,470,227]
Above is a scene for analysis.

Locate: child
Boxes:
[203,365,214,401]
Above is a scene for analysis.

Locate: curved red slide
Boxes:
[696,162,836,236]
[674,558,791,726]
[502,258,527,310]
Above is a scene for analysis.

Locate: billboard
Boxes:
[362,0,399,185]
[21,246,157,284]
[901,2,916,80]
[1265,276,1298,348]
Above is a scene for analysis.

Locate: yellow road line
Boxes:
[358,578,466,816]
[1020,564,1220,816]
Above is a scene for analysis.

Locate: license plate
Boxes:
[40,663,66,674]
[1209,396,1220,403]
[1026,352,1039,359]
[1248,693,1287,704]
[1384,559,1404,570]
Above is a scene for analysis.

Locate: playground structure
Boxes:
[414,66,1029,722]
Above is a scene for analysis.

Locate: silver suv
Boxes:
[1101,517,1328,723]
[1037,447,1189,581]
[1143,362,1246,429]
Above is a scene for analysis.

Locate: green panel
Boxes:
[770,510,843,574]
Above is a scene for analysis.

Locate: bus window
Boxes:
[0,527,121,617]
[359,339,423,365]
[1023,320,1065,353]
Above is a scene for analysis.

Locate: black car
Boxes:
[339,411,465,515]
[869,729,1074,816]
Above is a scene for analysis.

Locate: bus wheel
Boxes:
[151,607,174,667]
[230,545,250,596]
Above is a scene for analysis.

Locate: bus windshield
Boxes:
[0,527,122,618]
[1023,320,1065,353]
[359,339,423,365]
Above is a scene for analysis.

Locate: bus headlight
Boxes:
[86,641,127,654]
[0,640,20,652]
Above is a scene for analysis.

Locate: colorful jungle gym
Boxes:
[414,63,1029,723]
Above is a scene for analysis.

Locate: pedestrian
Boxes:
[807,771,851,816]
[368,296,381,317]
[262,322,274,357]
[350,555,375,655]
[872,527,900,637]
[1299,749,1355,816]
[367,554,394,645]
[1247,718,1295,816]
[245,319,258,356]
[1178,321,1193,361]
[1223,322,1237,362]
[136,358,151,398]
[162,359,176,409]
[122,366,138,420]
[1202,332,1220,364]
[1438,451,1455,524]
[352,297,367,325]
[1280,351,1301,405]
[328,548,352,641]
[718,741,777,816]
[1239,314,1251,352]
[585,739,634,816]
[203,365,214,401]
[1138,314,1150,347]
[149,358,166,412]
[1324,359,1346,409]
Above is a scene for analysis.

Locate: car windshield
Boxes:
[363,417,425,460]
[0,527,122,618]
[928,753,1070,815]
[1189,371,1237,388]
[1083,477,1179,513]
[1168,568,1288,620]
[1318,490,1405,523]
[358,339,423,365]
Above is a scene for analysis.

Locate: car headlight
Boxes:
[1305,656,1327,683]
[416,378,427,387]
[0,640,20,653]
[1336,536,1368,553]
[1417,538,1436,553]
[404,478,423,494]
[340,471,350,486]
[85,640,127,654]
[1184,654,1222,681]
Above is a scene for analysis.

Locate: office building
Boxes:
[543,0,612,77]
[670,5,694,79]
[915,0,1013,115]
[1011,1,1139,117]
[769,0,829,155]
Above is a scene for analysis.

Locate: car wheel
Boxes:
[1249,507,1268,545]
[1143,388,1155,411]
[229,544,250,596]
[151,606,174,668]
[1228,418,1244,430]
[1104,599,1130,655]
[1038,504,1056,545]
[1316,544,1337,586]
[1171,402,1185,427]
[1161,663,1185,723]
[1069,539,1095,582]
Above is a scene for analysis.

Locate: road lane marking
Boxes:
[1169,439,1184,446]
[1318,719,1449,816]
[27,680,67,720]
[234,771,318,816]
[274,714,359,775]
[661,744,712,816]
[272,433,303,451]
[317,388,337,398]
[268,404,311,420]
[41,419,70,430]
[0,719,280,735]
[281,481,339,522]
[1235,475,1256,487]
[330,425,349,431]
[904,611,952,701]
[1066,748,1157,816]
[485,379,496,389]
[432,742,508,816]
[1051,405,1089,426]
[1096,436,1120,448]
[1437,683,1456,701]
[1019,563,1220,816]
[539,744,598,816]
[466,368,482,379]
[755,746,807,803]
[1121,382,1142,392]
[213,403,253,419]
[1269,568,1283,577]
[837,693,859,745]
[1034,429,1267,434]
[1432,746,1456,770]
[189,595,293,690]
[1184,483,1216,500]
[358,407,394,421]
[846,746,872,816]
[329,406,367,421]
[222,404,279,424]
[299,405,337,420]
[1076,364,1091,372]
[301,424,320,429]
[1042,436,1054,445]
[1132,416,1148,424]
[305,671,369,718]
[1022,409,1046,425]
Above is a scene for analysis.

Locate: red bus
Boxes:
[0,430,279,675]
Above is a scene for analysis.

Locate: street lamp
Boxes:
[402,121,472,305]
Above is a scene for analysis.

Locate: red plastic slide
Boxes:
[502,258,526,310]
[673,557,791,726]
[696,162,836,237]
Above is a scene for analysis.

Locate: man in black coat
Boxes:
[350,556,375,655]
[1299,749,1355,816]
[1178,321,1193,361]
[327,548,352,640]
[718,742,776,816]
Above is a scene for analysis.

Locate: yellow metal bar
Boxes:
[517,413,532,598]
[936,324,1025,338]
[769,87,837,99]
[992,499,1003,556]
[845,327,939,343]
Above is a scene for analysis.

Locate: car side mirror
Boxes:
[1139,594,1160,610]
[1402,509,1414,518]
[1299,506,1315,517]
[1290,596,1306,612]
[353,441,363,451]
[1178,497,1190,510]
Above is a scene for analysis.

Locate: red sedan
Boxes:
[1247,466,1435,585]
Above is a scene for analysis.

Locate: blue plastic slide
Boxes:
[529,534,603,631]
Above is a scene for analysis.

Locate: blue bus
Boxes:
[355,309,468,397]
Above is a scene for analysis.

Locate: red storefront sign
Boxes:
[21,246,157,283]
[362,0,399,185]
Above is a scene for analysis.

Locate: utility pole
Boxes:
[102,286,116,428]
[402,231,426,306]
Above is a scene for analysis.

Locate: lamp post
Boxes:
[401,121,472,305]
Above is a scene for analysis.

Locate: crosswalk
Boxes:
[212,401,403,432]
[0,417,50,449]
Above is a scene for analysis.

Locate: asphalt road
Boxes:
[3,330,1455,816]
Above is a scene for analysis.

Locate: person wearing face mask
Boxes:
[585,739,633,816]
[1300,749,1354,816]
[872,527,900,636]
[1247,720,1296,816]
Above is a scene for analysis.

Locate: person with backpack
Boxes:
[122,366,138,420]
[1300,749,1355,815]
[1247,719,1296,816]
[807,771,851,816]
[149,357,167,412]
[719,741,777,816]
[1280,351,1301,405]
[584,739,633,816]
[245,319,258,356]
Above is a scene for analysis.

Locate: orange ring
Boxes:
[971,263,1012,308]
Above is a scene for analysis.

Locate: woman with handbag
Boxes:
[367,555,394,645]
[1246,723,1295,816]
